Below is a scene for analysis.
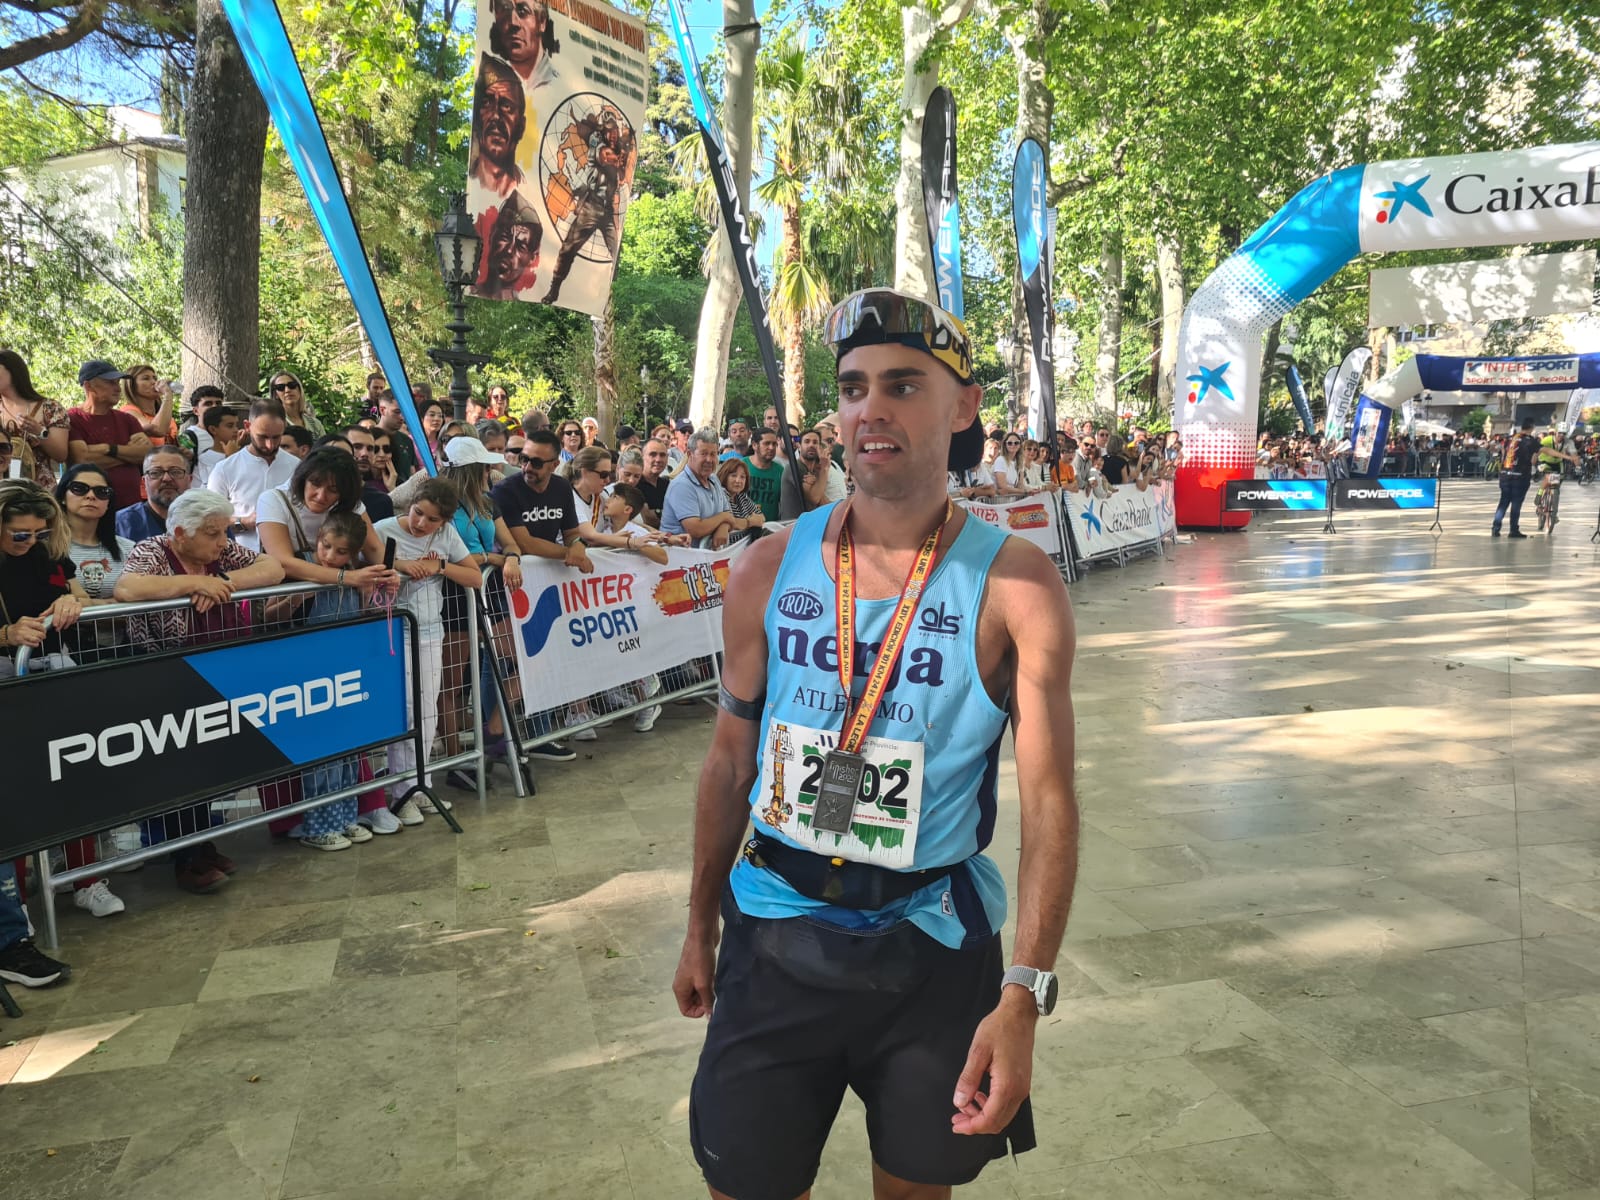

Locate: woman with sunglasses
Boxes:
[993,432,1029,497]
[0,349,71,487]
[268,372,325,438]
[558,420,585,463]
[56,464,135,612]
[119,365,179,445]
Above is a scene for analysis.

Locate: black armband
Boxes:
[718,683,764,721]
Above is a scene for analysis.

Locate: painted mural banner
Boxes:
[1173,141,1600,526]
[1062,482,1176,559]
[466,0,648,315]
[507,545,738,712]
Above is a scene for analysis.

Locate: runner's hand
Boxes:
[672,932,718,1019]
[951,995,1036,1136]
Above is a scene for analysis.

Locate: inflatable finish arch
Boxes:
[1174,142,1600,527]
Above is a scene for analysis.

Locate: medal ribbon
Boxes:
[834,500,953,754]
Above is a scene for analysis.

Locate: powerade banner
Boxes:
[1334,478,1438,509]
[920,85,964,318]
[465,0,648,315]
[220,0,437,473]
[1413,353,1600,392]
[1,617,410,860]
[508,545,739,712]
[1062,482,1177,559]
[958,495,1066,561]
[1224,479,1329,511]
[1172,140,1600,526]
[1012,139,1056,442]
[666,0,792,465]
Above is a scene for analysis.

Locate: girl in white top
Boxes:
[992,431,1029,495]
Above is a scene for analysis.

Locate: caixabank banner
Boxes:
[1334,478,1438,509]
[1062,482,1177,557]
[509,545,739,710]
[2,618,411,860]
[467,0,649,315]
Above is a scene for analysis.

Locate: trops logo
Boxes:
[776,587,824,621]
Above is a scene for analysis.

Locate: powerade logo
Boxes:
[47,671,367,782]
[776,588,824,621]
[514,573,642,656]
[1347,487,1424,500]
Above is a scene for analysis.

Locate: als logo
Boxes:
[1373,174,1433,226]
[1186,362,1234,406]
[511,583,563,658]
[918,601,962,637]
[776,588,825,621]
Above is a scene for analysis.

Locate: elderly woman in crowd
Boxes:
[715,457,765,545]
[114,489,283,894]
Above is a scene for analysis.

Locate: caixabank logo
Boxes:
[1372,175,1432,226]
[1186,362,1233,406]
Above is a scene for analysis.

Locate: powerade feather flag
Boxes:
[920,86,963,319]
[217,0,436,474]
[1012,139,1056,444]
[665,0,796,472]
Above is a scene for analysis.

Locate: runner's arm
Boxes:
[674,531,786,1018]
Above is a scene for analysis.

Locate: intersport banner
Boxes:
[1062,483,1176,559]
[466,0,648,315]
[508,545,737,711]
[1,617,410,860]
[1012,139,1056,442]
[959,495,1065,560]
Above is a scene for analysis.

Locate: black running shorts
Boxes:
[689,887,1035,1200]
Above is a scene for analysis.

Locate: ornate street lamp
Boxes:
[427,193,491,423]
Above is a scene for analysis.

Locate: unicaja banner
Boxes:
[958,495,1066,561]
[466,0,648,315]
[1173,140,1600,526]
[507,545,739,712]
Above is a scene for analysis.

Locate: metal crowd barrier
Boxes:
[9,579,490,950]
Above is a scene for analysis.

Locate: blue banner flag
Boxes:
[219,0,436,474]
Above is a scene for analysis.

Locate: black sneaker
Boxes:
[1508,531,1529,539]
[0,938,71,987]
[526,740,577,762]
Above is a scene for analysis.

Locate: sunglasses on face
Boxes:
[7,527,50,544]
[0,442,12,454]
[563,429,583,438]
[66,481,115,501]
[520,453,556,467]
[587,467,614,479]
[271,380,301,392]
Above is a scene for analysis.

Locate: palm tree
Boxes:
[755,28,865,426]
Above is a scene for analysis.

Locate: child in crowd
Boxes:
[603,482,669,565]
[288,511,378,850]
[373,479,482,822]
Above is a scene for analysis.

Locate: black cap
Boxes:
[675,419,694,433]
[949,415,984,472]
[78,360,129,386]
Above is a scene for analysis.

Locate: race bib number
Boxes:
[754,719,924,869]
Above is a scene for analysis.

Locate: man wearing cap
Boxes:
[476,190,543,300]
[675,287,1078,1200]
[69,360,152,509]
[668,419,692,471]
[468,54,527,199]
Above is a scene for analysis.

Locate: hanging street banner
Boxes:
[1451,354,1592,390]
[466,0,648,315]
[958,494,1066,561]
[921,86,964,319]
[1062,483,1177,558]
[219,0,438,472]
[508,545,738,712]
[1223,479,1330,511]
[1012,139,1057,443]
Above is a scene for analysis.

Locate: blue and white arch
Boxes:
[1175,142,1600,526]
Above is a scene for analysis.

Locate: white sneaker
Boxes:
[358,808,403,835]
[343,823,374,843]
[640,675,663,700]
[301,831,352,851]
[418,794,453,813]
[565,713,598,742]
[394,799,425,827]
[632,704,663,733]
[73,879,125,918]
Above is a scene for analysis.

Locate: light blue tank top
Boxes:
[729,501,1011,949]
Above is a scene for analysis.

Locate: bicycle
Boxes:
[1535,472,1562,533]
[1482,457,1500,481]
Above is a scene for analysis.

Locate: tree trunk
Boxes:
[593,298,618,441]
[893,3,938,298]
[183,0,269,405]
[1155,229,1184,412]
[1261,319,1282,422]
[779,203,807,427]
[1092,230,1123,415]
[687,0,759,431]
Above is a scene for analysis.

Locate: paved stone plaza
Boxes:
[3,480,1598,1199]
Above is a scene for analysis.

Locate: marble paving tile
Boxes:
[1098,864,1383,930]
[1411,1087,1534,1194]
[0,1136,128,1200]
[1008,1156,1171,1199]
[279,1083,459,1199]
[1531,1082,1600,1192]
[1134,1131,1346,1198]
[1423,1004,1531,1076]
[14,1002,191,1082]
[197,937,342,1003]
[106,1111,297,1200]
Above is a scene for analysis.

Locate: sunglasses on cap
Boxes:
[822,288,974,384]
[66,481,115,501]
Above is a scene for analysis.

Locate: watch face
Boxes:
[1041,972,1060,1015]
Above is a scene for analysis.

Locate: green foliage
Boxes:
[619,190,708,279]
[1459,407,1493,437]
[0,81,109,167]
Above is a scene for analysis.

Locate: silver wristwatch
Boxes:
[1002,965,1060,1015]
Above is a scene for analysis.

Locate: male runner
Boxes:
[674,288,1079,1200]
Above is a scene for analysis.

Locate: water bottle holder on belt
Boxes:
[743,831,962,911]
